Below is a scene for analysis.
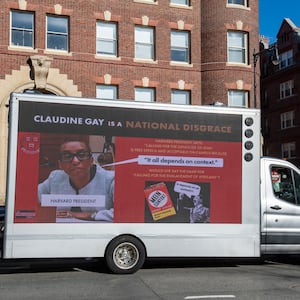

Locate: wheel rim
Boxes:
[112,242,140,270]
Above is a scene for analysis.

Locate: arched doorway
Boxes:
[0,65,82,204]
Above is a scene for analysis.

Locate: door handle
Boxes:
[270,205,282,210]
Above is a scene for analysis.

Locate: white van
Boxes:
[1,93,300,274]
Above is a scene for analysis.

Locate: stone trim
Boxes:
[0,66,81,204]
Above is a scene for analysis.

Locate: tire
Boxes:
[105,235,146,274]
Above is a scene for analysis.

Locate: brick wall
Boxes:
[0,0,203,103]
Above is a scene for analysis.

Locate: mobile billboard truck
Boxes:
[2,93,300,274]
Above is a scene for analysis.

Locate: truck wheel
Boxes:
[105,235,146,274]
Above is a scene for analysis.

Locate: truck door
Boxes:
[265,165,300,247]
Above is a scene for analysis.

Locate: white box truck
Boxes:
[1,92,300,274]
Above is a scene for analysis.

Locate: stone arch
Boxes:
[0,65,82,204]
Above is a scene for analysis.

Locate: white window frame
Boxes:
[10,10,34,48]
[134,0,157,3]
[135,87,155,102]
[281,111,295,129]
[135,26,155,60]
[171,30,190,63]
[280,80,294,99]
[171,90,190,105]
[228,90,248,107]
[227,0,248,7]
[227,31,248,64]
[96,21,117,56]
[279,50,293,69]
[96,85,118,100]
[170,0,190,6]
[282,142,296,159]
[46,15,69,51]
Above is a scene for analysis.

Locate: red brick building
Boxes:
[0,0,259,203]
[261,18,300,167]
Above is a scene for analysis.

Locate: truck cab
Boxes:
[261,157,300,254]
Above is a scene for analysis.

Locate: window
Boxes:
[96,21,117,56]
[271,166,300,205]
[171,31,190,63]
[282,142,296,159]
[135,87,155,102]
[228,90,248,107]
[280,80,294,99]
[96,85,118,100]
[11,11,34,47]
[135,0,156,2]
[135,26,154,60]
[280,50,293,69]
[171,90,190,104]
[227,0,248,6]
[170,0,190,5]
[46,15,69,51]
[227,31,248,64]
[281,111,295,129]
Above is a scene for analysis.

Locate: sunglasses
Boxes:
[59,151,92,162]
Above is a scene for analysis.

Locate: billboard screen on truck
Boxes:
[13,99,242,224]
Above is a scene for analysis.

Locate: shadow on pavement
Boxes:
[0,258,108,274]
[1,255,300,274]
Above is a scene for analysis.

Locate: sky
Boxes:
[259,0,300,43]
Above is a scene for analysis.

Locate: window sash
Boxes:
[171,31,189,62]
[96,85,117,100]
[171,0,189,5]
[11,11,34,47]
[135,88,155,102]
[171,90,190,105]
[228,0,247,6]
[281,111,295,129]
[228,90,248,107]
[135,26,154,59]
[280,50,293,69]
[228,31,247,64]
[282,142,296,158]
[280,80,294,99]
[96,22,117,55]
[46,16,68,50]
